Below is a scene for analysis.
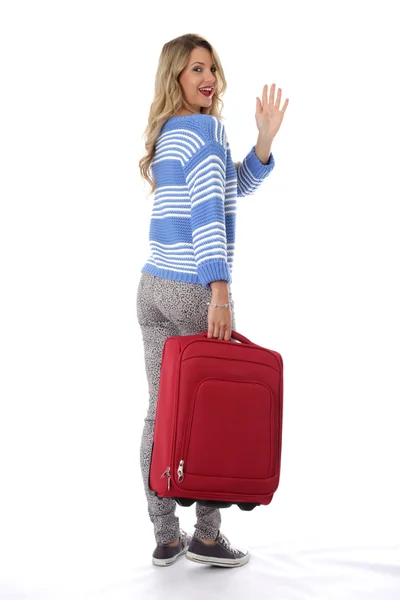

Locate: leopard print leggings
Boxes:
[136,271,236,545]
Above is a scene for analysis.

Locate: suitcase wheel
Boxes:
[173,498,260,511]
[174,497,195,507]
[196,500,233,509]
[237,502,259,511]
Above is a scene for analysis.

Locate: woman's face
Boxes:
[178,47,217,114]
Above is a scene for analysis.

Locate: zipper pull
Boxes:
[161,467,171,490]
[177,460,185,483]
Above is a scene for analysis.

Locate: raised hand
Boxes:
[255,83,289,139]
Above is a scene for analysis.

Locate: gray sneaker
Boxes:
[152,529,191,567]
[186,530,250,568]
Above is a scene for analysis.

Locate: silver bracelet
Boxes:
[207,301,231,308]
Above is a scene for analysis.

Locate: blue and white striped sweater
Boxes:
[141,113,275,289]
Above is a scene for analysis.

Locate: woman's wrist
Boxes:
[210,280,229,302]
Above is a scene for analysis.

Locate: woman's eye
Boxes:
[193,67,217,73]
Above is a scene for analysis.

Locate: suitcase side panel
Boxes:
[149,337,181,495]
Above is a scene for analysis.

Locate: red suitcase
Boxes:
[148,330,284,511]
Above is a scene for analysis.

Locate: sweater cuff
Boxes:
[246,146,275,179]
[197,260,232,289]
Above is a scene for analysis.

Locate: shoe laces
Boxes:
[218,532,240,555]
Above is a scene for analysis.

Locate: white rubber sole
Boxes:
[186,550,250,568]
[152,545,189,567]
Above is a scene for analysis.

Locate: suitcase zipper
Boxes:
[178,381,203,484]
[161,467,171,490]
[178,378,221,486]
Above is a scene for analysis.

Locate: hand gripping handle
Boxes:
[201,330,253,345]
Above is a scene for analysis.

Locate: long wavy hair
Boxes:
[139,34,235,199]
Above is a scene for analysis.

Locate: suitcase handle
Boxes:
[201,330,253,345]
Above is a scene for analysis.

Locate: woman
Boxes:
[136,33,288,568]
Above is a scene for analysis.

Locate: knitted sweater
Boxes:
[141,113,275,289]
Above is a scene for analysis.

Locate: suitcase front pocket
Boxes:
[178,378,275,485]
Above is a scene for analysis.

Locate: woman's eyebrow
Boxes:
[190,61,216,67]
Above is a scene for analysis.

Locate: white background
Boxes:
[1,1,399,598]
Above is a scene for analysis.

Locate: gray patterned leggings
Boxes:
[136,271,236,545]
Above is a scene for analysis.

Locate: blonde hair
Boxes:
[139,34,229,199]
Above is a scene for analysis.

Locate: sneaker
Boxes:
[186,530,250,568]
[152,529,191,567]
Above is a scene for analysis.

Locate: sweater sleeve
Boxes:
[183,140,231,289]
[232,145,275,198]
